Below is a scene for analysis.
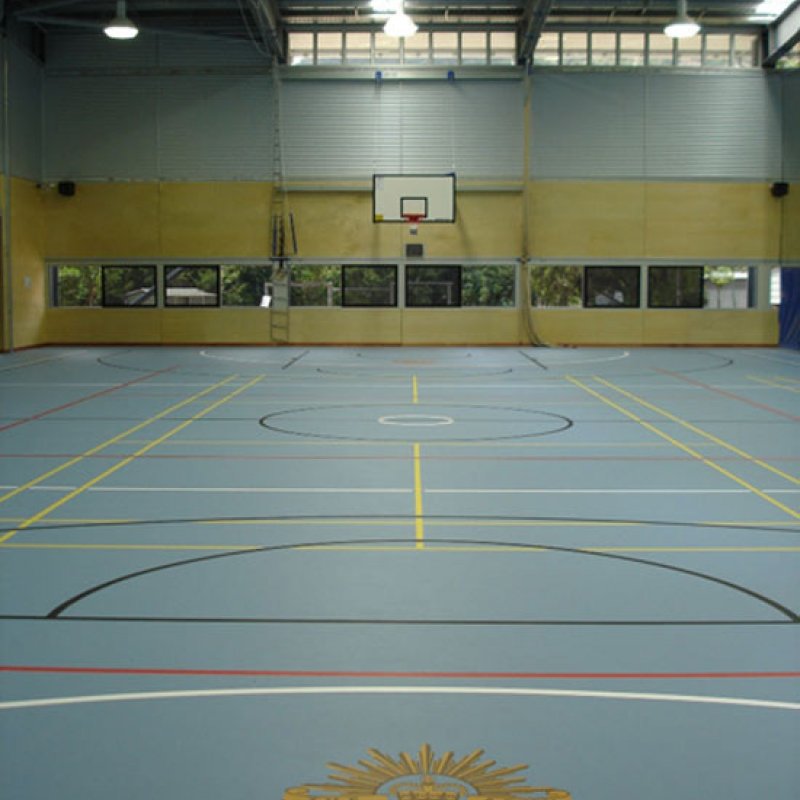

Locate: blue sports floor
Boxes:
[0,346,798,799]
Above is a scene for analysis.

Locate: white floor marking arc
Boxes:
[1,685,798,712]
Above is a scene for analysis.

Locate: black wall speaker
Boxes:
[57,181,76,197]
[770,182,789,198]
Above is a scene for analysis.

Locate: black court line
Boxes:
[282,351,310,370]
[258,404,574,442]
[24,536,799,623]
[1,615,793,626]
[518,350,549,370]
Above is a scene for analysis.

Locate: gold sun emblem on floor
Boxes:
[283,744,571,800]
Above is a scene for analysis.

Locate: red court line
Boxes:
[658,369,800,422]
[1,665,798,679]
[0,367,177,433]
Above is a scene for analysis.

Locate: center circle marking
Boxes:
[378,414,454,427]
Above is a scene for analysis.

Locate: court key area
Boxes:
[1,346,798,800]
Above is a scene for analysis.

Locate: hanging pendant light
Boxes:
[664,0,701,38]
[384,1,417,38]
[104,0,139,40]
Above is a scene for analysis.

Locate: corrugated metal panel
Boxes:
[645,72,782,179]
[782,73,800,181]
[45,33,158,71]
[9,43,42,180]
[157,75,272,180]
[45,33,265,72]
[530,73,646,179]
[43,77,158,180]
[283,80,522,179]
[157,37,267,68]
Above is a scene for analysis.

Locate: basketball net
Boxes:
[403,213,425,236]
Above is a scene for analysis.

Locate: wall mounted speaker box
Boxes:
[770,182,789,198]
[57,181,76,197]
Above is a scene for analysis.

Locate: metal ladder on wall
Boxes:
[269,61,296,344]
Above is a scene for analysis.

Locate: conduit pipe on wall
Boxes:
[1,34,14,352]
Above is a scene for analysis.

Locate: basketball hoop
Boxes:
[402,213,426,236]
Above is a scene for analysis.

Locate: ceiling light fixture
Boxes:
[384,1,417,38]
[664,0,700,38]
[104,0,138,40]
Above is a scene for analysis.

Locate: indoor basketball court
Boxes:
[1,1,799,798]
[1,345,798,798]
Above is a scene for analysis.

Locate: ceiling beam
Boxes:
[518,0,554,63]
[247,0,286,61]
[762,0,800,65]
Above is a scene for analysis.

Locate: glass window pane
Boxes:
[648,33,675,66]
[289,32,314,66]
[433,31,458,63]
[317,31,343,64]
[403,31,430,64]
[619,32,645,66]
[342,265,397,307]
[770,267,781,306]
[52,265,101,307]
[346,32,372,64]
[461,31,487,64]
[406,266,461,307]
[584,266,640,308]
[290,265,342,307]
[677,35,702,67]
[461,265,515,307]
[704,266,751,308]
[562,32,587,65]
[529,265,582,308]
[534,32,560,65]
[221,265,273,307]
[648,266,704,308]
[165,266,220,307]
[490,31,516,64]
[375,32,401,64]
[103,265,157,307]
[591,32,617,65]
[733,34,758,67]
[704,34,731,66]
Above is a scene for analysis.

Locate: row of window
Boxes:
[531,265,755,309]
[289,30,517,67]
[533,31,760,69]
[51,264,768,310]
[50,264,515,309]
[287,30,765,69]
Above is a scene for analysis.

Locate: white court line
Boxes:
[3,485,798,495]
[1,685,797,712]
[426,488,800,495]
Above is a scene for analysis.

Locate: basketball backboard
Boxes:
[373,174,456,223]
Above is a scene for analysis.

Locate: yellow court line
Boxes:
[0,374,238,510]
[1,542,799,553]
[0,375,264,544]
[413,443,425,549]
[748,375,800,393]
[595,375,800,487]
[567,376,800,522]
[411,374,424,548]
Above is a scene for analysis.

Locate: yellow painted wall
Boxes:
[5,177,791,349]
[530,309,778,347]
[3,178,46,349]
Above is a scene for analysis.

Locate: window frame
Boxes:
[101,264,158,308]
[405,265,462,308]
[583,266,641,309]
[647,265,704,309]
[163,265,221,308]
[342,265,399,308]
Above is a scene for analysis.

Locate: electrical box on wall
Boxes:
[405,243,424,258]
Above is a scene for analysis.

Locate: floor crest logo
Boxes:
[283,744,571,800]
